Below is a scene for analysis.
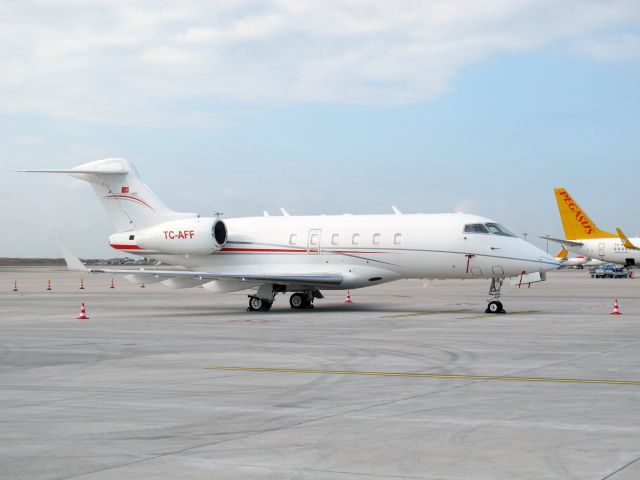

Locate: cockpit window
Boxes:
[485,223,516,237]
[464,224,490,234]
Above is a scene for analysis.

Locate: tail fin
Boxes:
[554,247,569,260]
[553,188,616,240]
[21,158,196,232]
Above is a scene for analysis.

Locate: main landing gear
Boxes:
[247,296,273,312]
[247,286,320,312]
[289,292,314,310]
[485,278,506,314]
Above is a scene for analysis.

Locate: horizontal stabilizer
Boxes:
[18,164,129,175]
[540,236,584,247]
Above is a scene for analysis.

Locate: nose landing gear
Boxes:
[485,278,506,314]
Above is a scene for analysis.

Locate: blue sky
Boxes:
[1,1,639,257]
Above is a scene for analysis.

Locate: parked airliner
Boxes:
[553,247,605,267]
[22,158,557,313]
[546,188,640,267]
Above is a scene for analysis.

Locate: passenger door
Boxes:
[307,229,321,254]
[598,242,605,258]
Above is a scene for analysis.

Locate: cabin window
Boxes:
[310,234,319,245]
[464,224,489,234]
[373,233,381,245]
[394,233,402,245]
[289,234,297,245]
[129,234,135,241]
[332,234,339,245]
[352,233,360,245]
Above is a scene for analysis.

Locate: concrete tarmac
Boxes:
[1,267,640,479]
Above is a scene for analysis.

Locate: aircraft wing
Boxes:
[616,228,640,250]
[87,268,343,285]
[56,239,343,285]
[540,236,584,247]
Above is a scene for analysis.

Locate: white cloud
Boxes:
[141,46,200,65]
[15,135,45,144]
[0,0,638,126]
[575,33,640,61]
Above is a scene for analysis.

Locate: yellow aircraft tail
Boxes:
[554,188,616,240]
[554,247,569,260]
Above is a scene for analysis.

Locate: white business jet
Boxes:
[22,158,557,313]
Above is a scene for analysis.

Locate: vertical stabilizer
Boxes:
[554,247,569,260]
[21,158,196,232]
[553,188,616,240]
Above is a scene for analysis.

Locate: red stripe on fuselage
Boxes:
[104,194,155,211]
[110,244,144,250]
[220,247,305,253]
[220,247,386,254]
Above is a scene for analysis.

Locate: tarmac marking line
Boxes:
[458,310,543,320]
[207,366,640,386]
[383,309,470,318]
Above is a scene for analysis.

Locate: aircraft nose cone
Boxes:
[539,250,560,269]
[523,241,559,270]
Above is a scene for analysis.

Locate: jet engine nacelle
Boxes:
[135,218,227,254]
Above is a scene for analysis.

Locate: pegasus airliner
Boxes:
[546,188,640,267]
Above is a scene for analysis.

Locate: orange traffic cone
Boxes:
[345,291,353,304]
[611,299,622,315]
[110,278,115,289]
[46,279,52,291]
[12,280,18,292]
[79,278,85,290]
[77,302,90,320]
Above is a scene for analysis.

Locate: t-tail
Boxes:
[19,158,196,232]
[553,188,616,240]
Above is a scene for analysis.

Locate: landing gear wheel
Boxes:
[485,300,505,314]
[260,301,272,312]
[248,296,272,312]
[290,293,314,309]
[290,293,305,309]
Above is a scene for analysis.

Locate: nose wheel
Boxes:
[486,300,504,314]
[485,278,506,314]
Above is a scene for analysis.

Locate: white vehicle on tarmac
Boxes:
[22,158,557,313]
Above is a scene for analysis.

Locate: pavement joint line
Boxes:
[207,366,640,386]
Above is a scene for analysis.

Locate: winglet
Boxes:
[280,208,291,216]
[392,206,402,215]
[616,228,640,250]
[55,238,88,271]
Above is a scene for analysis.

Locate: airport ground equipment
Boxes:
[589,266,630,279]
[77,303,89,320]
[611,299,622,315]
